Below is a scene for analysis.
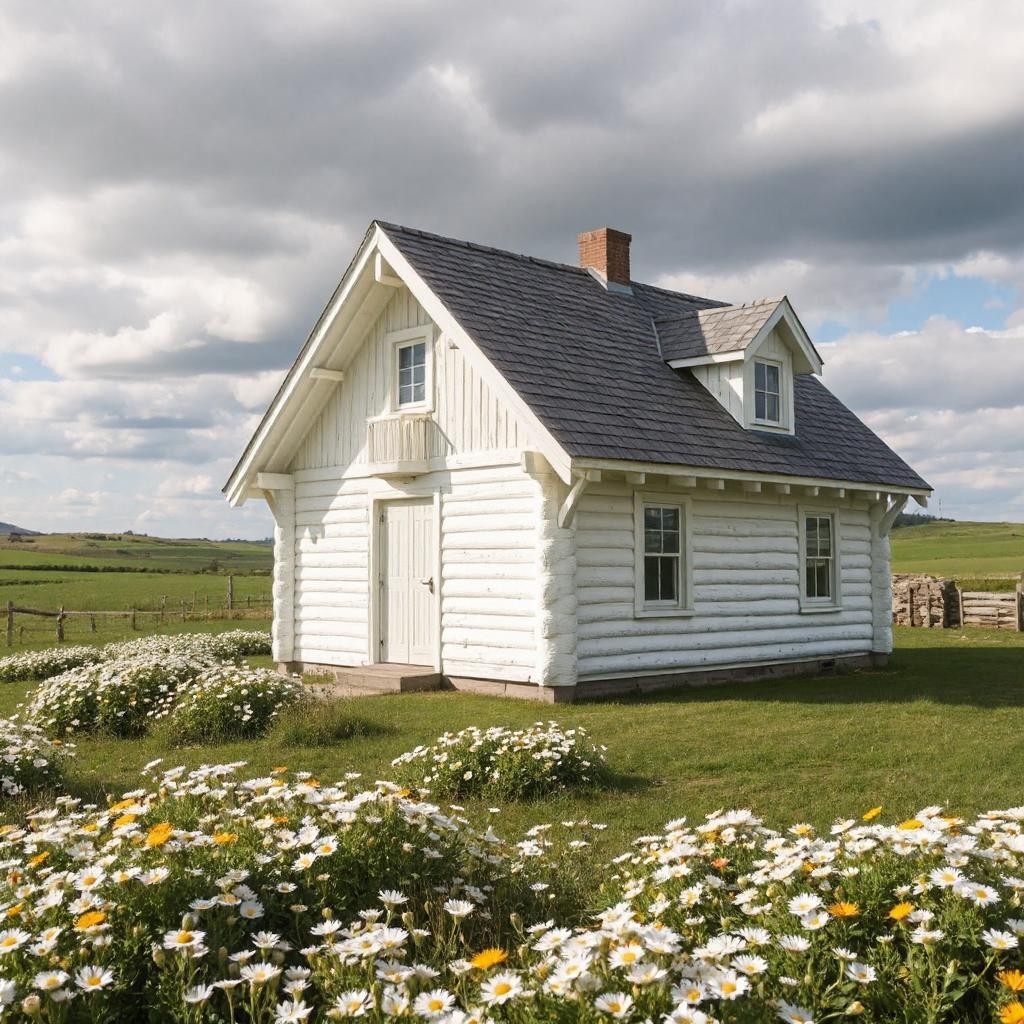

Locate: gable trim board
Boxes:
[227,219,931,699]
[224,223,572,506]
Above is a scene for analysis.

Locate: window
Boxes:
[397,341,426,407]
[754,360,781,422]
[804,513,834,602]
[644,505,680,603]
[634,493,692,616]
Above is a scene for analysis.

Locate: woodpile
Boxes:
[892,574,1024,630]
[891,574,959,628]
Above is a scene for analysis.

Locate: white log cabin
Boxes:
[224,222,930,700]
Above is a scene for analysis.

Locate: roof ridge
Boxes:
[375,219,729,308]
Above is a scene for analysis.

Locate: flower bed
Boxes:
[0,629,270,686]
[0,769,1022,1021]
[0,717,71,797]
[391,721,610,799]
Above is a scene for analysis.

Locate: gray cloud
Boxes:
[1,0,1024,535]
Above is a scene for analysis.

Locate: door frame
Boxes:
[367,489,442,670]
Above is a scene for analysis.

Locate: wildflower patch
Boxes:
[20,631,282,739]
[0,718,72,796]
[0,629,270,686]
[0,770,1023,1021]
[391,721,611,800]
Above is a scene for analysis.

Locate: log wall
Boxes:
[574,482,876,680]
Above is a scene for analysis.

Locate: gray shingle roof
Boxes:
[657,298,782,361]
[380,222,929,491]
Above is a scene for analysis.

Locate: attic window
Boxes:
[397,341,426,407]
[754,360,781,423]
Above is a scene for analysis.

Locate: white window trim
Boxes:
[742,353,793,435]
[752,357,783,426]
[387,325,434,414]
[633,491,694,618]
[798,506,842,613]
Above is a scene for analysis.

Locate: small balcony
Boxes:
[366,414,446,476]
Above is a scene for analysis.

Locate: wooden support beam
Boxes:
[774,483,791,495]
[256,472,294,491]
[742,481,762,494]
[705,478,726,491]
[624,472,646,485]
[915,494,929,508]
[832,487,846,499]
[879,495,908,537]
[804,486,819,497]
[374,251,404,288]
[670,475,698,489]
[557,470,600,529]
[309,367,345,382]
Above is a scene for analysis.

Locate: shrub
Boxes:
[391,721,611,799]
[206,628,273,660]
[0,644,103,683]
[167,666,303,744]
[24,654,212,737]
[0,717,72,796]
[271,696,386,746]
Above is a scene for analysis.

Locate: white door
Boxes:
[379,499,435,665]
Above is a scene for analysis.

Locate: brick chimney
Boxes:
[578,227,632,286]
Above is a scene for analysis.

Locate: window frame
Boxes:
[799,507,842,612]
[387,325,434,414]
[633,491,694,618]
[752,358,783,425]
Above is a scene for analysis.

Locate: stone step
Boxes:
[305,663,442,697]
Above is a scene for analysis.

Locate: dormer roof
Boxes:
[657,296,823,374]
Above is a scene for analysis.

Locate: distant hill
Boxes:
[0,531,272,574]
[0,522,39,535]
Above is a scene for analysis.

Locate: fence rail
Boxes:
[4,584,272,646]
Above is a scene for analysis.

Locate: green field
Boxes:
[891,519,1024,586]
[2,625,1022,847]
[0,532,273,645]
[0,530,272,571]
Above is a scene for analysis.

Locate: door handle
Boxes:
[420,576,435,594]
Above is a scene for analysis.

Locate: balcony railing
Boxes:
[367,414,446,474]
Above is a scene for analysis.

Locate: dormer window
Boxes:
[754,360,781,423]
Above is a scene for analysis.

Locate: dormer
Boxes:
[658,296,822,435]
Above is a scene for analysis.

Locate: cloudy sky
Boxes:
[2,0,1023,538]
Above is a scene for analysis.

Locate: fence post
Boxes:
[56,606,65,642]
[160,596,166,622]
[130,607,137,630]
[5,602,12,647]
[1016,585,1022,633]
[181,599,186,621]
[907,584,916,627]
[90,614,96,633]
[227,575,234,611]
[957,586,964,629]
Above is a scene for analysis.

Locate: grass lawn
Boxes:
[891,519,1024,586]
[3,624,1022,853]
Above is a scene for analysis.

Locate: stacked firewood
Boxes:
[891,574,959,628]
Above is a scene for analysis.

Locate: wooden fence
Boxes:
[4,588,272,646]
